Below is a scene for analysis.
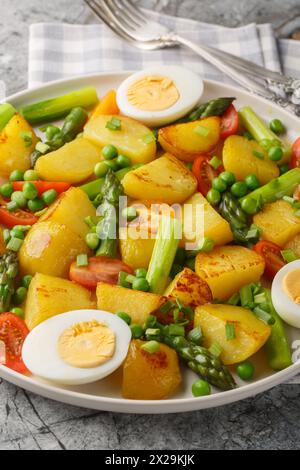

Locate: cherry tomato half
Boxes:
[0,313,29,374]
[192,155,218,196]
[70,256,133,290]
[290,137,300,169]
[220,105,239,139]
[253,240,286,280]
[0,207,38,228]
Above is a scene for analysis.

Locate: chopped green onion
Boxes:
[36,142,50,154]
[141,341,160,354]
[252,150,264,160]
[145,328,161,338]
[283,196,295,206]
[209,156,223,170]
[194,125,210,137]
[253,307,275,325]
[160,300,175,315]
[106,117,122,131]
[281,249,298,263]
[6,238,23,252]
[246,224,261,241]
[254,292,267,305]
[168,324,185,337]
[20,131,33,148]
[225,322,236,341]
[77,254,88,267]
[227,293,241,306]
[188,327,203,346]
[209,342,223,358]
[240,284,254,309]
[144,315,157,329]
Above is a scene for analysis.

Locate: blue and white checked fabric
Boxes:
[27,9,300,383]
[28,9,300,88]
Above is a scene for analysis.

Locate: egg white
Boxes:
[22,310,132,386]
[117,66,204,127]
[272,260,300,329]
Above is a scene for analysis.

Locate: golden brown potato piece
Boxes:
[158,117,221,162]
[19,221,91,278]
[25,273,95,330]
[122,153,197,204]
[223,135,280,185]
[254,200,300,247]
[122,340,182,400]
[194,304,271,365]
[165,268,212,307]
[0,113,38,177]
[40,187,96,241]
[96,283,165,325]
[195,245,265,301]
[35,138,101,184]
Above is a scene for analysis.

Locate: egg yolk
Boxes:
[283,269,300,304]
[58,320,115,369]
[127,75,180,112]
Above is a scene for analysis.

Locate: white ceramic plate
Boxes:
[1,72,300,414]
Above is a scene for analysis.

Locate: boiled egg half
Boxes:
[272,260,300,329]
[117,66,204,127]
[22,310,131,385]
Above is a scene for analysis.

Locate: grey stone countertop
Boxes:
[1,0,300,451]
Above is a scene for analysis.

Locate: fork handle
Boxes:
[174,34,276,100]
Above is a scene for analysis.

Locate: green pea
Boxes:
[21,275,33,289]
[94,162,109,178]
[245,174,260,190]
[236,361,255,381]
[219,171,236,187]
[42,189,58,206]
[268,146,283,162]
[11,191,27,208]
[86,233,100,251]
[132,278,150,292]
[10,308,25,319]
[117,312,132,325]
[23,182,38,200]
[24,170,40,181]
[241,197,258,215]
[135,268,147,279]
[102,144,118,161]
[212,177,227,193]
[206,188,221,206]
[0,183,13,199]
[28,198,45,213]
[130,324,144,339]
[231,182,248,198]
[269,119,285,135]
[13,287,27,305]
[192,380,211,397]
[10,228,25,240]
[7,201,18,212]
[104,160,119,172]
[116,155,131,169]
[10,170,24,182]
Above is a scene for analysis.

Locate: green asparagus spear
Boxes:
[80,164,144,200]
[96,170,124,258]
[0,103,17,131]
[177,97,235,123]
[158,329,236,391]
[240,168,300,214]
[0,252,19,313]
[20,87,98,125]
[263,289,292,371]
[30,107,88,167]
[219,192,257,245]
[239,106,291,161]
[146,216,181,294]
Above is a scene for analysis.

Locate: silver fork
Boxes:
[85,0,300,115]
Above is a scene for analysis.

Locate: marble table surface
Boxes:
[1,0,300,451]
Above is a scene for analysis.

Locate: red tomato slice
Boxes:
[253,240,286,280]
[192,155,218,196]
[291,137,300,169]
[70,256,133,290]
[13,181,71,197]
[220,105,239,139]
[0,207,38,228]
[0,313,29,374]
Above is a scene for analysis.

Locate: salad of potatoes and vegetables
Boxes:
[0,65,300,401]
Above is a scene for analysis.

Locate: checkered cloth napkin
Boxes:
[27,8,300,383]
[27,8,300,87]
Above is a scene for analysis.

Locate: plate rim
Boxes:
[1,71,300,414]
